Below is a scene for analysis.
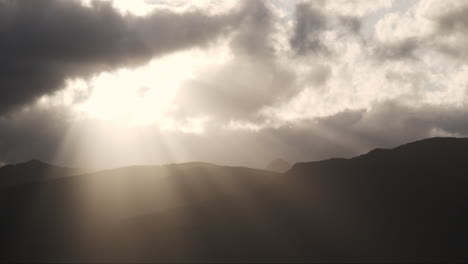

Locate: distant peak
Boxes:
[272,158,289,163]
[366,148,387,155]
[21,159,51,167]
[266,158,292,173]
[24,159,44,164]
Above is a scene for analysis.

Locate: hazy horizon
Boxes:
[3,135,465,171]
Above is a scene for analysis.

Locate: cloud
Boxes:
[174,0,299,121]
[2,0,468,169]
[429,3,468,59]
[0,0,247,115]
[175,59,296,120]
[375,38,421,60]
[338,15,362,34]
[259,100,468,163]
[2,97,468,169]
[289,0,379,57]
[289,1,328,55]
[321,0,394,17]
[0,105,70,164]
[229,0,275,58]
[373,0,468,62]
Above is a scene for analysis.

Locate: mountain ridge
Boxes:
[0,159,86,188]
[289,136,468,175]
[2,137,468,262]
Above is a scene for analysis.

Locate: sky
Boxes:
[1,0,468,169]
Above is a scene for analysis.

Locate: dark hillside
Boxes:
[2,138,468,262]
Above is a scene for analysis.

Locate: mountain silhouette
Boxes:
[1,137,468,262]
[0,159,85,189]
[289,137,468,177]
[265,158,292,172]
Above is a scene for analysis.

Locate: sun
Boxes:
[38,42,232,128]
[75,55,190,126]
[76,70,172,126]
[64,45,231,126]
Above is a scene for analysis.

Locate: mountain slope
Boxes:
[289,137,468,176]
[2,137,468,262]
[0,160,85,189]
[0,163,284,262]
[286,137,468,261]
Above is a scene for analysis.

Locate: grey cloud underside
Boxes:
[290,2,328,56]
[374,2,468,61]
[338,16,361,34]
[0,0,247,115]
[433,4,468,59]
[375,38,421,60]
[174,0,298,120]
[175,59,296,120]
[174,0,354,120]
[289,1,362,57]
[229,0,275,59]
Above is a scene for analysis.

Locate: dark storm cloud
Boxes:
[431,4,468,60]
[290,1,328,56]
[374,38,421,60]
[435,4,468,35]
[338,15,361,34]
[0,0,246,115]
[289,2,364,57]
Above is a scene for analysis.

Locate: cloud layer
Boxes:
[0,0,245,114]
[1,0,468,168]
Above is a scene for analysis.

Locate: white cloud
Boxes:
[49,0,468,131]
[417,0,466,19]
[322,0,394,17]
[145,0,238,14]
[375,11,433,43]
[79,0,239,16]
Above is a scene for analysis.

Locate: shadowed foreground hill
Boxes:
[287,137,468,261]
[1,137,468,262]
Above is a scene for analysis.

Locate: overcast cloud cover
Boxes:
[1,0,468,169]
